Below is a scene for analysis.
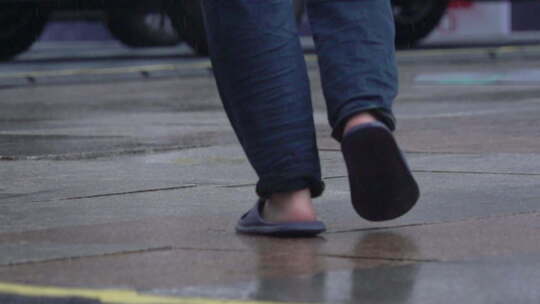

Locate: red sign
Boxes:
[449,0,474,9]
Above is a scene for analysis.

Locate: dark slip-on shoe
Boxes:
[235,199,326,237]
[341,121,420,222]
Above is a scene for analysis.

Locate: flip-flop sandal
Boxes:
[235,199,326,237]
[341,121,420,221]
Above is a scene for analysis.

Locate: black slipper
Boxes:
[341,121,420,221]
[235,199,326,237]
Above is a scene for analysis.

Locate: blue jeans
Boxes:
[202,0,398,199]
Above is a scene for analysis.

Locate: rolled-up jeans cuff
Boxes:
[256,174,325,199]
[331,104,396,142]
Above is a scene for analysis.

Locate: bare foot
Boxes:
[263,188,317,222]
[343,112,376,137]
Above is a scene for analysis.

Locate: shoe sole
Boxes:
[341,123,420,221]
[236,221,326,237]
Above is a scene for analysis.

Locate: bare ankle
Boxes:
[343,112,376,137]
[264,188,317,222]
[270,188,311,206]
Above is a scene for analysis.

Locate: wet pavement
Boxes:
[1,42,540,303]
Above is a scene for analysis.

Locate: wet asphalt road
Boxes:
[1,41,540,304]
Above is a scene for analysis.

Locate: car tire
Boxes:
[169,0,306,56]
[107,2,181,48]
[393,0,449,48]
[0,4,49,61]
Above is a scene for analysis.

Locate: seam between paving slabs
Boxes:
[0,143,220,161]
[17,184,199,204]
[61,185,197,201]
[1,247,245,268]
[224,169,540,189]
[4,148,538,203]
[319,254,437,263]
[320,148,538,156]
[2,246,175,267]
[411,170,540,176]
[327,210,540,234]
[323,169,540,179]
[1,245,434,268]
[3,211,539,268]
[14,168,538,204]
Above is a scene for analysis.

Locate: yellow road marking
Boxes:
[0,282,304,304]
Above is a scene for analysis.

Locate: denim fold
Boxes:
[201,0,398,198]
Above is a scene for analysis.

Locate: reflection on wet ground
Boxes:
[162,232,539,303]
[246,233,419,304]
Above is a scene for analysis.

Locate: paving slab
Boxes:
[11,174,540,234]
[161,255,540,304]
[1,167,539,262]
[2,206,539,264]
[3,141,540,204]
[158,254,540,304]
[2,143,540,233]
[1,212,539,303]
[0,246,399,293]
[2,45,540,303]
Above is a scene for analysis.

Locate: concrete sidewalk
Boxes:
[1,46,540,303]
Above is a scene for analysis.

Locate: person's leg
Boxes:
[308,0,419,221]
[201,0,324,221]
[307,0,398,140]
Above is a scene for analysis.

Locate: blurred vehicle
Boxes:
[168,0,450,56]
[169,0,306,56]
[0,0,449,61]
[0,0,181,61]
[392,0,450,47]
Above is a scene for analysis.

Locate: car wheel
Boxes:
[392,0,449,48]
[169,0,306,56]
[107,1,181,48]
[0,4,49,61]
